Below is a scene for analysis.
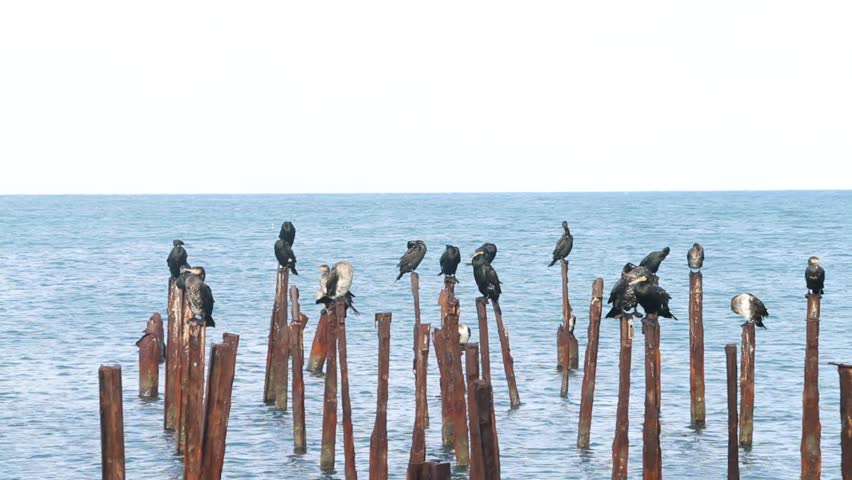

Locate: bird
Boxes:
[438,245,461,277]
[472,251,501,302]
[548,221,574,267]
[279,221,296,246]
[458,323,472,346]
[606,265,656,318]
[316,264,331,305]
[805,256,825,296]
[731,293,768,328]
[274,238,299,275]
[687,243,704,271]
[183,266,215,327]
[621,263,637,276]
[634,276,678,320]
[640,247,671,274]
[167,239,189,278]
[396,240,427,281]
[317,261,359,314]
[473,243,497,264]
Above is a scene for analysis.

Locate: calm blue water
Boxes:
[1,192,851,479]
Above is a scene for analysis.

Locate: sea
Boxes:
[1,192,850,479]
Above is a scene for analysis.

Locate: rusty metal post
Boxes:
[475,380,500,479]
[223,332,239,351]
[740,322,756,447]
[201,341,238,480]
[725,344,739,480]
[612,315,633,480]
[569,332,579,370]
[273,270,291,411]
[165,280,183,430]
[320,300,340,472]
[466,344,484,480]
[578,278,604,448]
[409,323,431,467]
[336,301,358,480]
[99,365,125,480]
[443,298,470,465]
[801,294,822,479]
[411,271,422,350]
[408,460,451,479]
[308,310,330,373]
[178,294,193,453]
[432,328,450,446]
[184,323,205,480]
[264,266,289,404]
[291,313,307,454]
[560,260,571,398]
[369,313,392,480]
[556,324,566,370]
[476,297,492,382]
[491,300,521,408]
[138,313,162,399]
[689,271,706,427]
[836,363,852,479]
[642,314,662,480]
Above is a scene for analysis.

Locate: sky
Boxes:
[1,1,850,194]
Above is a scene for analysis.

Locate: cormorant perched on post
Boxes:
[473,243,497,264]
[316,264,330,304]
[279,221,296,246]
[439,245,461,277]
[634,276,677,320]
[167,240,189,278]
[396,240,427,281]
[548,221,574,267]
[316,261,359,314]
[687,243,704,271]
[640,247,671,274]
[805,256,825,296]
[182,266,215,327]
[606,265,656,318]
[274,238,298,275]
[472,251,501,302]
[731,293,768,328]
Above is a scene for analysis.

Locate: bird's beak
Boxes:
[629,275,647,285]
[471,251,484,259]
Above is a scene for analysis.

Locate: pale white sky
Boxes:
[1,2,850,194]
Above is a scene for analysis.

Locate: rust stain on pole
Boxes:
[642,315,662,480]
[165,280,183,430]
[184,323,206,480]
[411,271,422,350]
[264,266,289,404]
[556,324,566,370]
[578,278,604,448]
[725,344,740,480]
[689,271,706,427]
[475,380,500,479]
[308,310,330,373]
[201,341,238,480]
[560,260,571,398]
[320,304,340,472]
[337,301,358,480]
[739,322,756,447]
[835,363,852,479]
[612,315,633,480]
[178,294,193,453]
[444,298,470,465]
[274,269,291,410]
[138,313,162,399]
[369,313,392,480]
[291,313,307,454]
[476,297,492,383]
[492,300,521,408]
[432,328,450,446]
[801,294,822,479]
[466,343,484,480]
[99,365,125,480]
[409,323,431,466]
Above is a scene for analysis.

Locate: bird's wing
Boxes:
[326,269,340,297]
[398,248,418,268]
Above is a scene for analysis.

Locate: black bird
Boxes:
[687,243,704,271]
[167,239,189,278]
[805,256,825,296]
[548,221,574,267]
[473,243,497,264]
[606,265,656,318]
[183,266,215,327]
[472,251,501,302]
[274,238,299,275]
[731,293,768,328]
[396,240,427,281]
[279,221,296,246]
[634,277,677,320]
[640,247,671,274]
[621,263,637,276]
[438,245,461,277]
[316,261,358,314]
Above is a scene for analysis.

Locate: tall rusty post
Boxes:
[184,323,206,480]
[739,322,756,447]
[99,365,125,480]
[642,314,662,480]
[201,340,238,480]
[178,294,194,453]
[476,298,492,382]
[689,271,706,427]
[291,287,307,454]
[556,324,566,370]
[165,279,183,430]
[408,461,451,480]
[578,278,604,448]
[835,363,852,479]
[320,304,340,472]
[432,328,450,446]
[443,298,470,465]
[308,310,330,373]
[475,380,500,479]
[411,271,422,350]
[273,269,292,410]
[369,313,392,480]
[612,314,633,480]
[801,294,822,479]
[560,262,572,397]
[725,344,739,480]
[138,312,162,399]
[466,344,484,480]
[264,266,289,404]
[336,301,358,480]
[491,300,521,408]
[409,323,431,468]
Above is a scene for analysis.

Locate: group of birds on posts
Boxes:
[167,239,215,327]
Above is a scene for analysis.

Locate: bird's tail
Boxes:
[345,292,360,315]
[437,271,444,276]
[605,306,621,319]
[755,318,767,329]
[396,271,404,281]
[289,263,299,276]
[316,295,331,305]
[548,259,557,267]
[206,315,216,328]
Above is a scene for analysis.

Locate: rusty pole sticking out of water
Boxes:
[444,298,470,465]
[560,260,572,398]
[835,363,852,480]
[99,365,125,480]
[466,343,484,480]
[689,271,706,427]
[184,323,206,480]
[739,322,756,448]
[578,278,604,449]
[369,313,392,480]
[411,271,422,350]
[320,304,340,472]
[725,344,740,480]
[336,301,358,480]
[475,379,500,479]
[642,314,662,480]
[612,314,633,480]
[165,279,183,430]
[201,339,238,480]
[178,294,194,454]
[138,312,162,399]
[264,266,289,404]
[432,327,450,446]
[491,300,521,408]
[290,287,307,454]
[476,298,492,382]
[274,269,292,410]
[801,294,822,479]
[308,310,330,373]
[409,323,431,469]
[408,461,452,480]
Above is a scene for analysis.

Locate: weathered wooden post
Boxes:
[320,300,340,472]
[408,460,451,479]
[369,313,392,480]
[801,293,822,479]
[475,380,500,479]
[137,313,162,399]
[264,266,289,404]
[201,339,238,480]
[443,298,470,465]
[556,324,566,370]
[178,294,193,453]
[411,271,422,350]
[642,314,662,480]
[308,310,330,373]
[491,300,521,408]
[689,271,706,427]
[336,300,357,480]
[725,344,739,480]
[99,365,125,480]
[465,343,484,480]
[165,280,183,430]
[290,291,307,454]
[740,322,756,447]
[184,323,206,480]
[408,323,431,469]
[578,278,604,448]
[612,315,633,480]
[431,328,450,446]
[835,363,852,479]
[476,298,492,382]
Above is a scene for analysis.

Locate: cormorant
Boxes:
[687,243,704,271]
[274,238,299,275]
[640,247,671,274]
[606,265,656,318]
[316,264,330,305]
[279,221,296,246]
[183,266,215,327]
[458,323,471,346]
[439,245,461,277]
[167,240,188,278]
[473,243,497,264]
[805,256,824,296]
[396,240,427,281]
[548,221,574,267]
[634,276,677,320]
[472,251,501,302]
[621,263,637,276]
[316,261,359,314]
[731,293,768,328]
